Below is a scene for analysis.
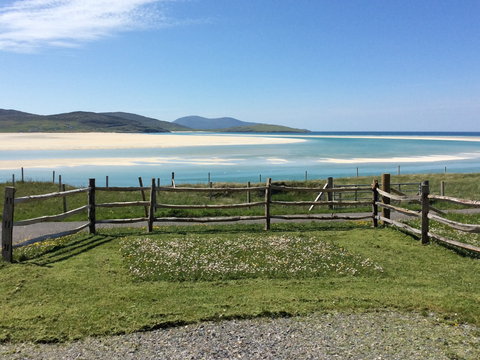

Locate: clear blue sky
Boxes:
[1,0,479,131]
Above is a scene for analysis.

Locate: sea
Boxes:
[2,131,480,187]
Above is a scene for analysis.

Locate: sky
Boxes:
[0,0,479,131]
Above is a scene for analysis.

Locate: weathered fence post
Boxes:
[2,187,15,263]
[88,178,96,235]
[209,182,213,201]
[53,171,55,183]
[21,167,24,183]
[12,174,15,187]
[381,173,390,223]
[441,181,445,196]
[265,178,271,230]
[62,184,67,213]
[247,181,251,206]
[172,172,175,187]
[421,181,430,245]
[356,167,359,177]
[398,166,400,175]
[106,176,109,188]
[58,175,62,192]
[372,180,378,228]
[327,177,333,209]
[148,178,156,232]
[305,171,307,181]
[138,177,148,217]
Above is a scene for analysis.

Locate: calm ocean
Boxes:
[2,132,480,187]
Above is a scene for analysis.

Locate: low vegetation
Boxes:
[0,173,479,344]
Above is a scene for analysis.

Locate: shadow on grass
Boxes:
[19,235,117,266]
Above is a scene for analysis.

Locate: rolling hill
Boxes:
[0,110,182,133]
[173,116,257,130]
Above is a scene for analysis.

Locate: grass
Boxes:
[2,172,480,222]
[2,221,480,343]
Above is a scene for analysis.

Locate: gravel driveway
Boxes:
[1,311,479,359]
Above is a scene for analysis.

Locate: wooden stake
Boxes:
[265,178,271,230]
[138,177,148,217]
[2,187,15,263]
[327,177,333,209]
[62,184,67,213]
[441,181,445,196]
[421,181,430,245]
[372,180,378,228]
[381,173,390,222]
[148,178,156,232]
[88,178,96,234]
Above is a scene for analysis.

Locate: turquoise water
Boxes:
[2,132,480,186]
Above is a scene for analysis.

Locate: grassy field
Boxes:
[1,172,480,223]
[1,173,480,344]
[1,221,480,344]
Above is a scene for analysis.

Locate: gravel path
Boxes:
[2,311,479,359]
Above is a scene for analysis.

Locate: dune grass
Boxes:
[1,221,480,343]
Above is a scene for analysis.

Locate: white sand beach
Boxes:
[318,154,480,164]
[0,132,305,151]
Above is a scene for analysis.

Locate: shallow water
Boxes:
[2,132,480,186]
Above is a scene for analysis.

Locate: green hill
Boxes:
[0,110,177,133]
[173,116,257,130]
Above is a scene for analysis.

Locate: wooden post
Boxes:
[305,171,307,181]
[265,178,271,230]
[398,165,400,175]
[2,187,15,263]
[157,178,160,195]
[53,170,55,183]
[62,184,67,213]
[171,172,175,187]
[372,180,378,228]
[58,175,62,192]
[208,172,210,184]
[356,167,358,177]
[21,167,24,183]
[327,177,333,209]
[259,174,262,183]
[421,181,430,244]
[106,176,109,188]
[441,181,445,196]
[247,181,251,207]
[138,177,148,217]
[12,174,15,187]
[381,173,390,222]
[148,178,156,232]
[88,178,96,235]
[209,182,212,201]
[444,167,447,174]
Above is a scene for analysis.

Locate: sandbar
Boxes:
[0,133,305,151]
[318,153,480,164]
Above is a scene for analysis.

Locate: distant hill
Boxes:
[215,124,310,133]
[0,109,310,133]
[173,116,257,130]
[0,110,180,133]
[101,112,190,132]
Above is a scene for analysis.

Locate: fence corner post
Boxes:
[372,180,378,228]
[381,173,390,224]
[421,181,430,245]
[88,178,96,235]
[265,178,271,230]
[2,187,16,263]
[148,178,156,232]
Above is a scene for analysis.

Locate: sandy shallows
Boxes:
[0,132,305,151]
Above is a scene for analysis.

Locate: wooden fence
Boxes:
[2,174,480,262]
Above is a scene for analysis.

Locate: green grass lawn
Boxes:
[1,221,480,343]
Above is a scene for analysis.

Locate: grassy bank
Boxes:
[1,221,480,343]
[1,172,479,222]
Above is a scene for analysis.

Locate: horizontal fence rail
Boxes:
[2,174,480,262]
